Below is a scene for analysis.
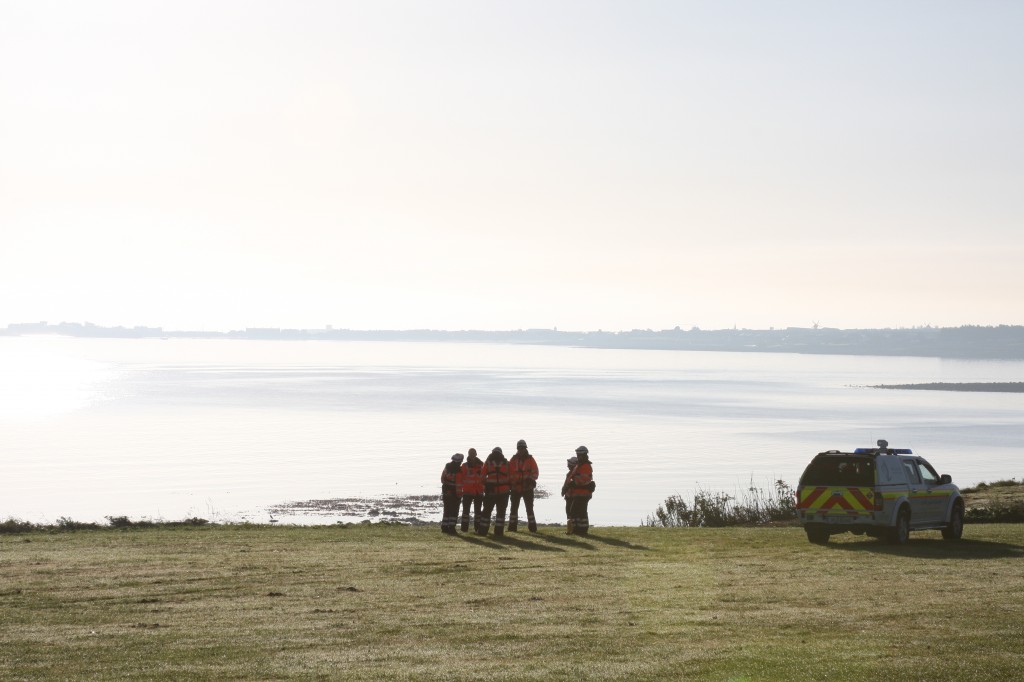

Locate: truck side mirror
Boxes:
[939,474,952,485]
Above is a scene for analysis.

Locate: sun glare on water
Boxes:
[0,338,111,419]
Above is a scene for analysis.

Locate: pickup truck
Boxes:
[796,440,964,545]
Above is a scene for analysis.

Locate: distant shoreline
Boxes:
[873,382,1024,393]
[5,322,1024,360]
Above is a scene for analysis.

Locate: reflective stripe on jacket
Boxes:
[459,461,485,496]
[509,453,539,493]
[484,460,511,494]
[569,461,593,497]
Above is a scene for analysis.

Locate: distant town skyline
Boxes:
[3,2,1023,332]
[6,320,1024,360]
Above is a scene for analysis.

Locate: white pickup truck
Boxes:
[796,440,964,545]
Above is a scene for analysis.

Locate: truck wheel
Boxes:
[942,502,964,540]
[805,527,830,545]
[887,507,910,545]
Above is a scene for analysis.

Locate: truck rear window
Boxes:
[801,457,875,487]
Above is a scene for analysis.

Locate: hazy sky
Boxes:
[2,1,1022,332]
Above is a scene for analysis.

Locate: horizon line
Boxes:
[5,321,1024,335]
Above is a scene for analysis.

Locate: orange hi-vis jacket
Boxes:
[441,463,463,497]
[484,459,511,495]
[458,460,485,496]
[569,461,593,498]
[509,453,539,493]
[562,469,575,498]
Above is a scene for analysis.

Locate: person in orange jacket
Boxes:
[478,446,511,537]
[458,448,485,533]
[440,453,464,535]
[567,445,594,535]
[508,439,540,532]
[560,455,577,534]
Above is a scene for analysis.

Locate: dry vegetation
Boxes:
[2,523,1023,680]
[962,479,1024,523]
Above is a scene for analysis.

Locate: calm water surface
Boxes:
[2,336,1023,526]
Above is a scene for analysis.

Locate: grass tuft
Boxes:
[962,477,1021,493]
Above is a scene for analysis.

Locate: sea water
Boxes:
[2,336,1022,526]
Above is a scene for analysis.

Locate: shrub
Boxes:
[965,498,1024,524]
[56,517,103,531]
[106,515,134,529]
[645,479,797,528]
[0,518,38,534]
[106,516,208,528]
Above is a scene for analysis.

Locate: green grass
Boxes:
[2,524,1023,680]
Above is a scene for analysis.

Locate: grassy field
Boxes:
[2,524,1023,681]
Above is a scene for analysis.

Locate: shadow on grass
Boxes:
[584,533,651,551]
[454,532,566,552]
[491,533,566,552]
[454,533,509,549]
[828,537,1024,560]
[451,529,611,552]
[528,532,596,551]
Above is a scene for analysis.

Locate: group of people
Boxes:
[440,440,595,537]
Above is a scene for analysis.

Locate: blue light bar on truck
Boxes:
[854,447,913,454]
